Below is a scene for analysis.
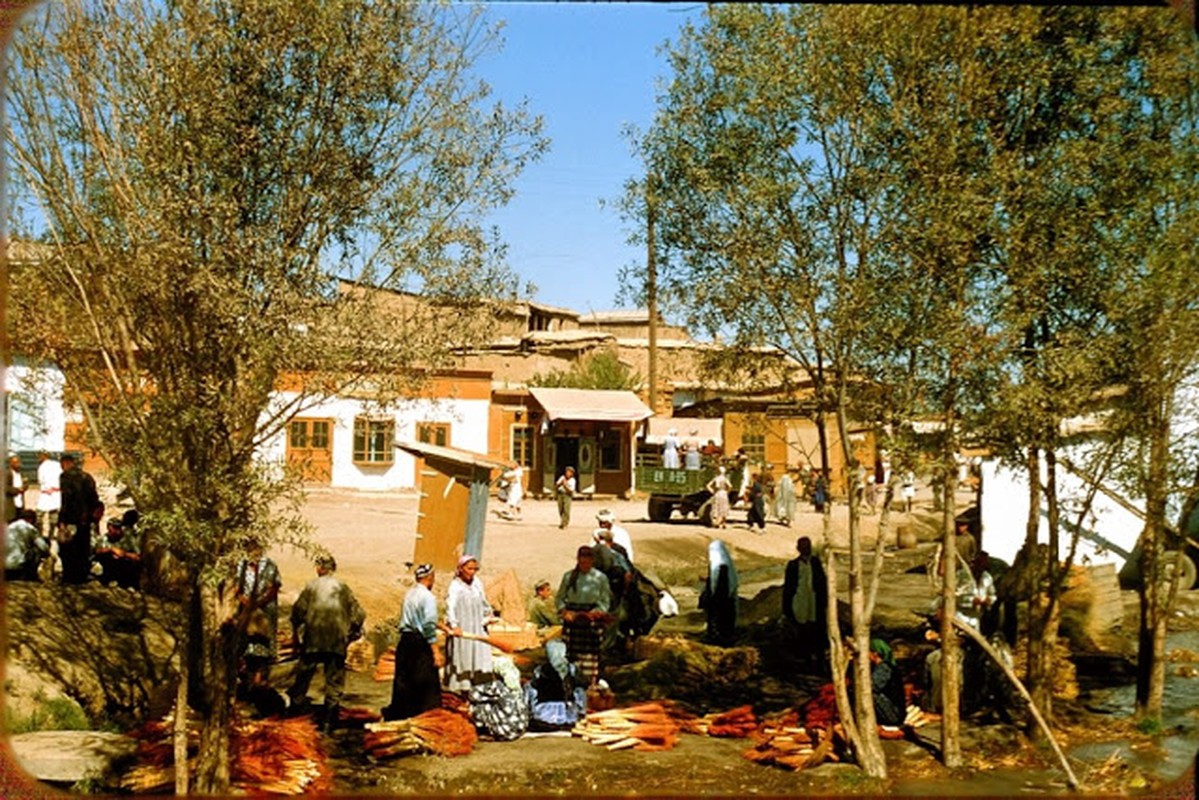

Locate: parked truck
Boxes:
[635,458,746,524]
[979,454,1199,590]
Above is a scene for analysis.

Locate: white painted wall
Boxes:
[259,392,490,491]
[5,360,66,453]
[980,454,1145,570]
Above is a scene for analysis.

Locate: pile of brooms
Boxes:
[744,709,844,771]
[569,700,845,771]
[363,708,478,760]
[121,714,330,795]
[571,702,689,751]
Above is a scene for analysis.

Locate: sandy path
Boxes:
[268,487,919,630]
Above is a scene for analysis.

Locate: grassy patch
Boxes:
[5,694,90,734]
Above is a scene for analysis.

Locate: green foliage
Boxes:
[530,350,643,391]
[1136,716,1163,736]
[625,0,1199,762]
[5,0,546,790]
[5,694,90,734]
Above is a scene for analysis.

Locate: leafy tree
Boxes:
[1094,9,1199,722]
[625,5,912,776]
[5,0,546,792]
[529,349,643,391]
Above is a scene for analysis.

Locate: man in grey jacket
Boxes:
[287,554,366,731]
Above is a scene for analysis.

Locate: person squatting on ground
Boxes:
[57,453,100,585]
[383,563,450,721]
[556,544,612,686]
[288,555,366,731]
[782,536,829,670]
[524,638,588,730]
[867,638,906,728]
[527,579,561,635]
[701,540,739,646]
[444,555,495,693]
[706,466,733,529]
[555,466,576,529]
[5,509,48,581]
[94,514,143,589]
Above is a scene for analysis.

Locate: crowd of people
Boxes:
[8,446,1005,744]
[4,450,141,588]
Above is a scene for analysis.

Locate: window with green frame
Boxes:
[353,417,395,465]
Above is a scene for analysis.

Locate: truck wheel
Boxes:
[1160,551,1198,590]
[648,498,672,523]
[699,500,714,528]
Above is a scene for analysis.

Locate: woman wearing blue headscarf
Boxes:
[700,540,739,646]
[524,639,588,730]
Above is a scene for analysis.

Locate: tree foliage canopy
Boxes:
[5,2,547,789]
[6,0,547,563]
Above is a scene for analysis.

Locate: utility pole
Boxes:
[646,175,659,414]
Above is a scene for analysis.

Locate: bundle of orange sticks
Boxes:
[121,714,330,794]
[363,708,478,759]
[683,705,759,738]
[571,702,687,752]
[743,709,843,771]
[373,647,396,681]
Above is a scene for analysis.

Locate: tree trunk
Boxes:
[192,581,239,794]
[1136,397,1172,721]
[838,402,887,777]
[174,652,189,796]
[939,434,962,767]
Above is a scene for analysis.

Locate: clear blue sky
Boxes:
[478,2,702,313]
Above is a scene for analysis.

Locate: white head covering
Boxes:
[707,540,739,599]
[546,638,570,679]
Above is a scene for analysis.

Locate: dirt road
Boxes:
[268,487,925,631]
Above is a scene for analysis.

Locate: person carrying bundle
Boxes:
[287,555,366,732]
[555,545,612,686]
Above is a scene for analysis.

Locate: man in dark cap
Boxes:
[555,545,612,687]
[382,563,449,721]
[288,554,366,732]
[57,453,100,584]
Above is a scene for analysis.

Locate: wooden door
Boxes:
[286,418,333,484]
[412,459,471,571]
[577,436,596,493]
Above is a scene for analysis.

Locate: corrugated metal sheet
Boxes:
[528,388,653,423]
[394,439,512,471]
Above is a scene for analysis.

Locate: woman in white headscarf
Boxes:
[700,540,739,646]
[445,555,494,692]
[662,428,681,469]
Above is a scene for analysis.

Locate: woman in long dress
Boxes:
[774,470,797,526]
[444,555,494,692]
[662,428,681,469]
[701,540,739,646]
[706,467,732,529]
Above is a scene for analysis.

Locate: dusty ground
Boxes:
[257,486,1196,797]
[7,483,1197,796]
[269,486,928,629]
